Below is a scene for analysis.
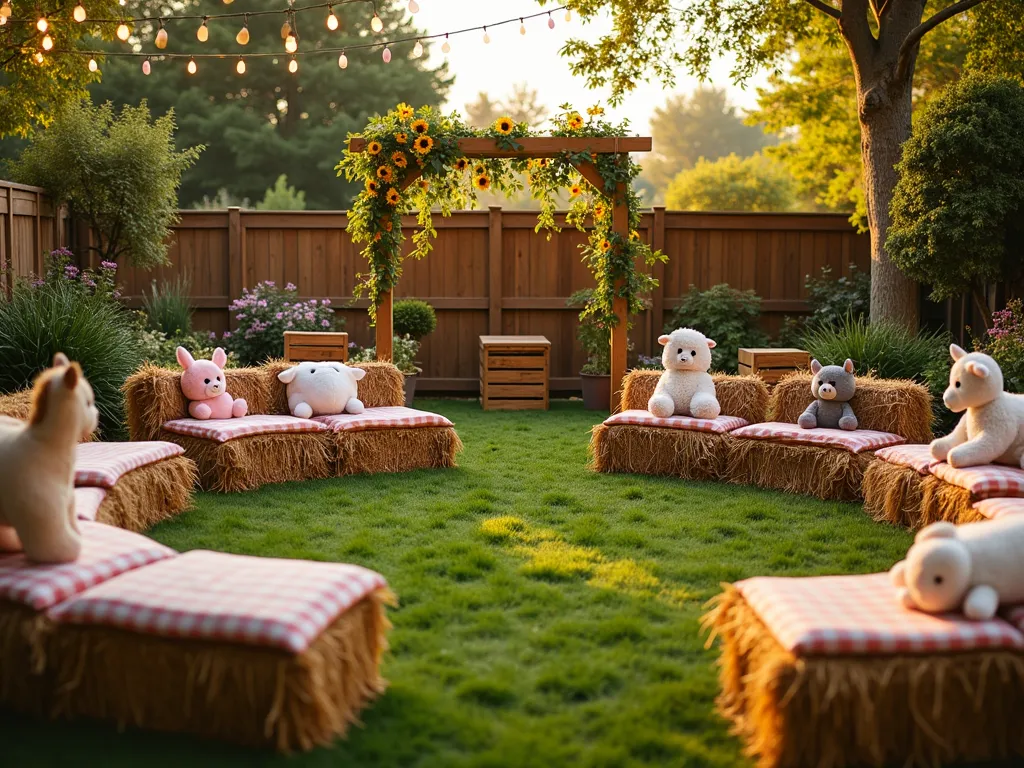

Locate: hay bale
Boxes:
[96,457,198,532]
[335,426,462,475]
[0,390,33,422]
[620,370,769,424]
[770,372,933,443]
[46,592,392,752]
[264,360,405,415]
[725,439,871,501]
[862,459,926,528]
[0,601,53,717]
[920,476,983,527]
[590,423,730,480]
[705,586,1024,768]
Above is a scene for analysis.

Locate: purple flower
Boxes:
[265,281,276,287]
[31,278,45,288]
[64,265,80,278]
[208,332,216,340]
[286,282,297,292]
[305,312,315,321]
[322,298,331,306]
[222,331,232,339]
[236,313,246,320]
[275,312,283,320]
[349,341,357,348]
[257,300,268,307]
[321,319,331,328]
[82,277,96,289]
[112,290,122,300]
[100,261,117,271]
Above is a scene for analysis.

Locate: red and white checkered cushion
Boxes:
[603,409,749,434]
[49,550,387,654]
[875,444,939,474]
[730,421,905,454]
[973,497,1024,520]
[162,414,328,443]
[75,441,185,489]
[930,462,1024,500]
[0,521,175,611]
[737,572,1024,655]
[73,487,107,522]
[313,406,453,433]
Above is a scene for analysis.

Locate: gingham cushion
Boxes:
[49,550,387,654]
[973,497,1024,520]
[930,462,1024,500]
[162,414,328,443]
[73,487,107,522]
[730,421,905,454]
[313,406,453,433]
[875,443,939,474]
[0,521,175,611]
[603,409,749,434]
[75,441,185,489]
[738,573,1024,655]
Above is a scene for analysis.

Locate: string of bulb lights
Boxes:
[4,1,573,76]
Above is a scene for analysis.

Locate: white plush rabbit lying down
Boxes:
[277,362,365,418]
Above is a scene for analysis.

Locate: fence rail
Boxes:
[0,179,69,295]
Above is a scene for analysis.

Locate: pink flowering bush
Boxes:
[222,281,341,365]
[976,299,1024,393]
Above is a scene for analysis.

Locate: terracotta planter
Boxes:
[403,372,419,407]
[580,372,611,411]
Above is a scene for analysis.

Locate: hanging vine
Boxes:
[336,102,665,329]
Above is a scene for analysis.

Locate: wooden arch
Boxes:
[346,136,653,412]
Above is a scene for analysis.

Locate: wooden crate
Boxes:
[480,335,550,411]
[738,347,810,384]
[284,331,349,363]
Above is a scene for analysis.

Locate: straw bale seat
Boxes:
[589,370,768,480]
[724,373,933,501]
[706,572,1024,768]
[124,361,462,492]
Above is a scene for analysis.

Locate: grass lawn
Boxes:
[1,399,913,767]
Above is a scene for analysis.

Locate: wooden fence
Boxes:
[0,180,69,295]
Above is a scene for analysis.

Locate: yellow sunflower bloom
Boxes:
[392,151,408,169]
[538,158,550,169]
[367,140,382,155]
[411,119,429,135]
[473,163,486,176]
[386,187,400,206]
[395,131,408,144]
[630,230,640,241]
[587,105,605,117]
[377,165,394,182]
[475,175,491,191]
[413,135,434,154]
[454,158,468,171]
[396,103,414,119]
[567,113,584,130]
[569,184,583,198]
[494,115,514,135]
[598,239,612,253]
[365,179,379,193]
[418,179,429,191]
[593,203,606,219]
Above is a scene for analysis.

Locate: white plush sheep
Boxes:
[277,361,365,419]
[647,328,721,419]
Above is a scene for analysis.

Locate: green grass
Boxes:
[1,400,912,767]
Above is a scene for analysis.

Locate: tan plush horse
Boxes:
[0,354,99,563]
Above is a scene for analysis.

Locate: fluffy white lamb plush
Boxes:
[930,344,1024,468]
[277,361,366,419]
[647,328,721,419]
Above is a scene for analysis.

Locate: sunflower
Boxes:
[392,151,408,169]
[386,187,400,206]
[587,105,605,117]
[367,140,382,155]
[395,131,408,144]
[593,203,607,219]
[384,220,393,232]
[474,175,491,191]
[598,239,612,253]
[376,165,394,182]
[411,119,429,134]
[396,103,415,119]
[454,158,468,172]
[473,163,486,176]
[569,184,583,198]
[567,112,584,131]
[494,115,514,135]
[365,178,379,193]
[537,158,550,169]
[413,135,434,154]
[418,179,429,191]
[630,230,640,241]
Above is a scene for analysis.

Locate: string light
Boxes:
[197,17,209,42]
[88,57,98,72]
[41,33,53,50]
[155,20,167,49]
[412,39,422,57]
[519,19,526,35]
[482,26,489,44]
[223,0,234,4]
[407,0,419,12]
[0,2,11,19]
[142,57,151,75]
[370,11,383,33]
[36,16,48,32]
[34,51,44,63]
[236,16,249,45]
[280,19,290,39]
[381,45,391,62]
[441,33,449,53]
[116,22,130,41]
[285,32,298,52]
[326,4,338,30]
[547,13,555,29]
[288,56,298,73]
[73,3,86,22]
[236,56,246,74]
[2,14,8,26]
[565,9,572,22]
[187,56,197,74]
[337,50,348,68]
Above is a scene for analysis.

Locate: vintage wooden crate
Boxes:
[283,331,350,363]
[480,335,550,411]
[737,347,809,384]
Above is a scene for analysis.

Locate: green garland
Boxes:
[336,103,665,328]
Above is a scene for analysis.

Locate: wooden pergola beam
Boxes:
[348,136,652,158]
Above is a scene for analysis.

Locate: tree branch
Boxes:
[896,0,989,81]
[803,0,842,20]
[837,0,877,65]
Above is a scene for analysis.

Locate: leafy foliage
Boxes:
[350,335,420,375]
[141,275,193,336]
[974,299,1024,394]
[567,289,610,375]
[255,175,306,211]
[465,84,548,129]
[664,284,768,374]
[804,265,871,328]
[11,100,201,267]
[0,250,140,436]
[888,74,1024,323]
[137,327,231,370]
[393,299,437,341]
[664,153,794,212]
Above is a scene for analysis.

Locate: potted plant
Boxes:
[392,299,437,404]
[568,289,613,411]
[350,335,422,407]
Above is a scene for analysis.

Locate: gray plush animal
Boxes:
[797,359,858,431]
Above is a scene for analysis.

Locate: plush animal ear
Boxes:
[277,366,299,384]
[53,352,70,367]
[705,338,717,349]
[915,521,958,543]
[657,334,670,347]
[212,347,227,368]
[176,347,195,369]
[63,364,80,390]
[889,560,907,587]
[964,361,990,379]
[950,343,967,362]
[810,359,822,374]
[843,358,854,374]
[350,367,367,381]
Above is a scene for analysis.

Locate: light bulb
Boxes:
[36,16,47,32]
[412,39,422,58]
[482,28,489,44]
[116,22,130,41]
[370,13,383,33]
[337,52,348,69]
[288,57,298,73]
[223,0,233,4]
[197,20,208,42]
[236,25,249,45]
[155,26,167,49]
[0,3,11,19]
[34,51,44,63]
[0,15,7,25]
[407,0,419,12]
[285,33,297,53]
[326,7,338,30]
[548,15,555,29]
[441,36,450,54]
[520,21,526,35]
[382,46,391,62]
[187,57,197,75]
[88,57,97,72]
[565,9,572,22]
[41,33,52,50]
[73,4,86,22]
[236,58,246,74]
[142,59,151,75]
[280,20,290,39]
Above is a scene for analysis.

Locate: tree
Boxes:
[464,82,549,129]
[539,0,1021,329]
[11,100,201,267]
[256,174,306,210]
[664,153,795,212]
[887,74,1024,327]
[85,0,450,209]
[0,0,123,137]
[643,88,770,200]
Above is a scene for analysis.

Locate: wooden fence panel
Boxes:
[1,180,67,292]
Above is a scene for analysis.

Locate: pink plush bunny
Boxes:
[176,347,248,420]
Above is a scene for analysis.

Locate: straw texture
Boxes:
[725,440,872,501]
[705,585,1024,768]
[0,390,33,422]
[862,459,927,528]
[95,457,198,531]
[920,475,983,526]
[589,424,729,480]
[335,427,462,476]
[0,601,52,717]
[620,370,770,424]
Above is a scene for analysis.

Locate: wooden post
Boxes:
[611,175,630,414]
[377,289,394,361]
[651,206,667,356]
[227,207,244,331]
[488,205,503,334]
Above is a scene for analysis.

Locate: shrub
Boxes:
[975,299,1024,394]
[0,250,141,436]
[255,175,307,211]
[777,264,871,346]
[393,299,437,340]
[141,275,193,336]
[222,281,340,366]
[568,289,610,375]
[664,153,795,212]
[136,326,234,370]
[664,283,768,373]
[350,336,420,375]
